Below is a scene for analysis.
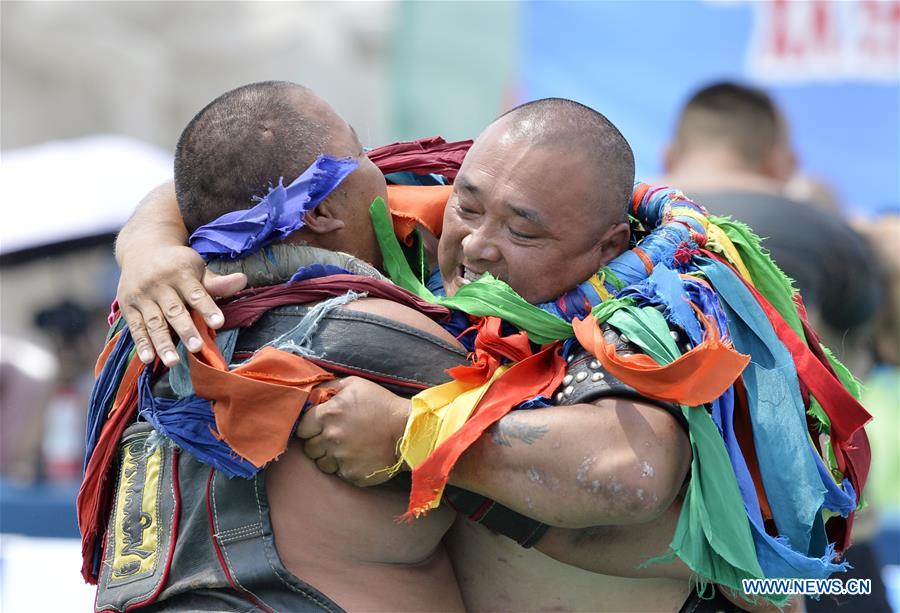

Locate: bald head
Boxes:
[174,81,334,232]
[439,97,634,303]
[494,98,635,224]
[672,82,789,172]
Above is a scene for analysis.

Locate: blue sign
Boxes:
[520,0,899,215]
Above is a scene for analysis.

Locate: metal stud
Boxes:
[556,392,565,403]
[575,371,588,383]
[619,334,630,344]
[566,354,575,364]
[562,374,573,385]
[589,360,600,370]
[670,330,680,341]
[564,385,575,396]
[591,372,605,382]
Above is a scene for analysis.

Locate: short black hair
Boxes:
[675,82,783,165]
[498,97,635,223]
[174,81,326,233]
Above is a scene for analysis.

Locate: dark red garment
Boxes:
[367,136,472,180]
[218,274,451,329]
[77,351,147,583]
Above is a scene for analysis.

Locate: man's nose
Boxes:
[461,228,501,262]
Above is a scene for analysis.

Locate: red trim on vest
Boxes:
[205,469,276,613]
[125,449,182,611]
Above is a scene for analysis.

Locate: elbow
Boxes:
[605,474,676,525]
[577,448,689,526]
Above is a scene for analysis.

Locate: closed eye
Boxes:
[509,227,538,240]
[455,202,480,216]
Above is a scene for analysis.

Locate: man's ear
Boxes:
[762,144,797,183]
[598,222,631,265]
[662,143,676,174]
[303,201,346,235]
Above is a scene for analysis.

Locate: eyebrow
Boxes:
[456,174,547,228]
[455,175,480,195]
[507,203,547,228]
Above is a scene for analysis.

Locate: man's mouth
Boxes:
[459,265,486,285]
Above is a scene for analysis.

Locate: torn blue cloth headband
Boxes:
[189,154,359,260]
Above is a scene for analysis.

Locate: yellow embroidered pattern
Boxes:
[109,437,163,583]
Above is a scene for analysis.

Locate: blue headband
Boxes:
[189,154,359,260]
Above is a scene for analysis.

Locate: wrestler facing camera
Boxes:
[114,83,785,612]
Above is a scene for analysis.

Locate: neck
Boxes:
[208,244,385,288]
[663,151,783,195]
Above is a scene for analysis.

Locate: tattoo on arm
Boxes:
[490,418,549,447]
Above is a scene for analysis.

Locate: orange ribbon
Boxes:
[187,311,334,467]
[387,184,453,246]
[571,310,750,407]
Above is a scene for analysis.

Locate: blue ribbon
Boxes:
[288,263,351,284]
[137,368,257,479]
[700,258,834,556]
[84,329,134,472]
[189,155,359,260]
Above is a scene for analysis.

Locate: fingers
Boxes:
[296,379,354,438]
[302,434,327,461]
[180,275,225,330]
[315,377,351,392]
[303,435,339,474]
[120,305,156,364]
[133,299,182,367]
[315,454,339,475]
[296,405,325,439]
[155,286,205,354]
[203,271,247,300]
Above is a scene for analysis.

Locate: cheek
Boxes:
[439,212,464,250]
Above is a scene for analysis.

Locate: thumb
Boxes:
[202,270,248,298]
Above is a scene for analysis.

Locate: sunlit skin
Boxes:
[112,96,789,611]
[438,116,630,304]
[282,90,387,271]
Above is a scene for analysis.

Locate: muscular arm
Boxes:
[303,376,691,528]
[115,181,246,366]
[448,399,691,528]
[536,500,805,613]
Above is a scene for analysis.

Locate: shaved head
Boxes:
[495,97,635,224]
[439,97,634,303]
[174,81,332,232]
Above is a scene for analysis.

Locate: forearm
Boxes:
[537,499,804,613]
[535,493,687,579]
[115,181,186,265]
[447,400,690,528]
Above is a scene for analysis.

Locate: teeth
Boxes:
[463,267,485,283]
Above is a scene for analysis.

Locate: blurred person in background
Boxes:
[663,81,893,612]
[661,82,883,378]
[0,334,58,483]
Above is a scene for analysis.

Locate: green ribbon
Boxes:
[372,198,779,600]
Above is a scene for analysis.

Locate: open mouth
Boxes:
[459,265,486,285]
